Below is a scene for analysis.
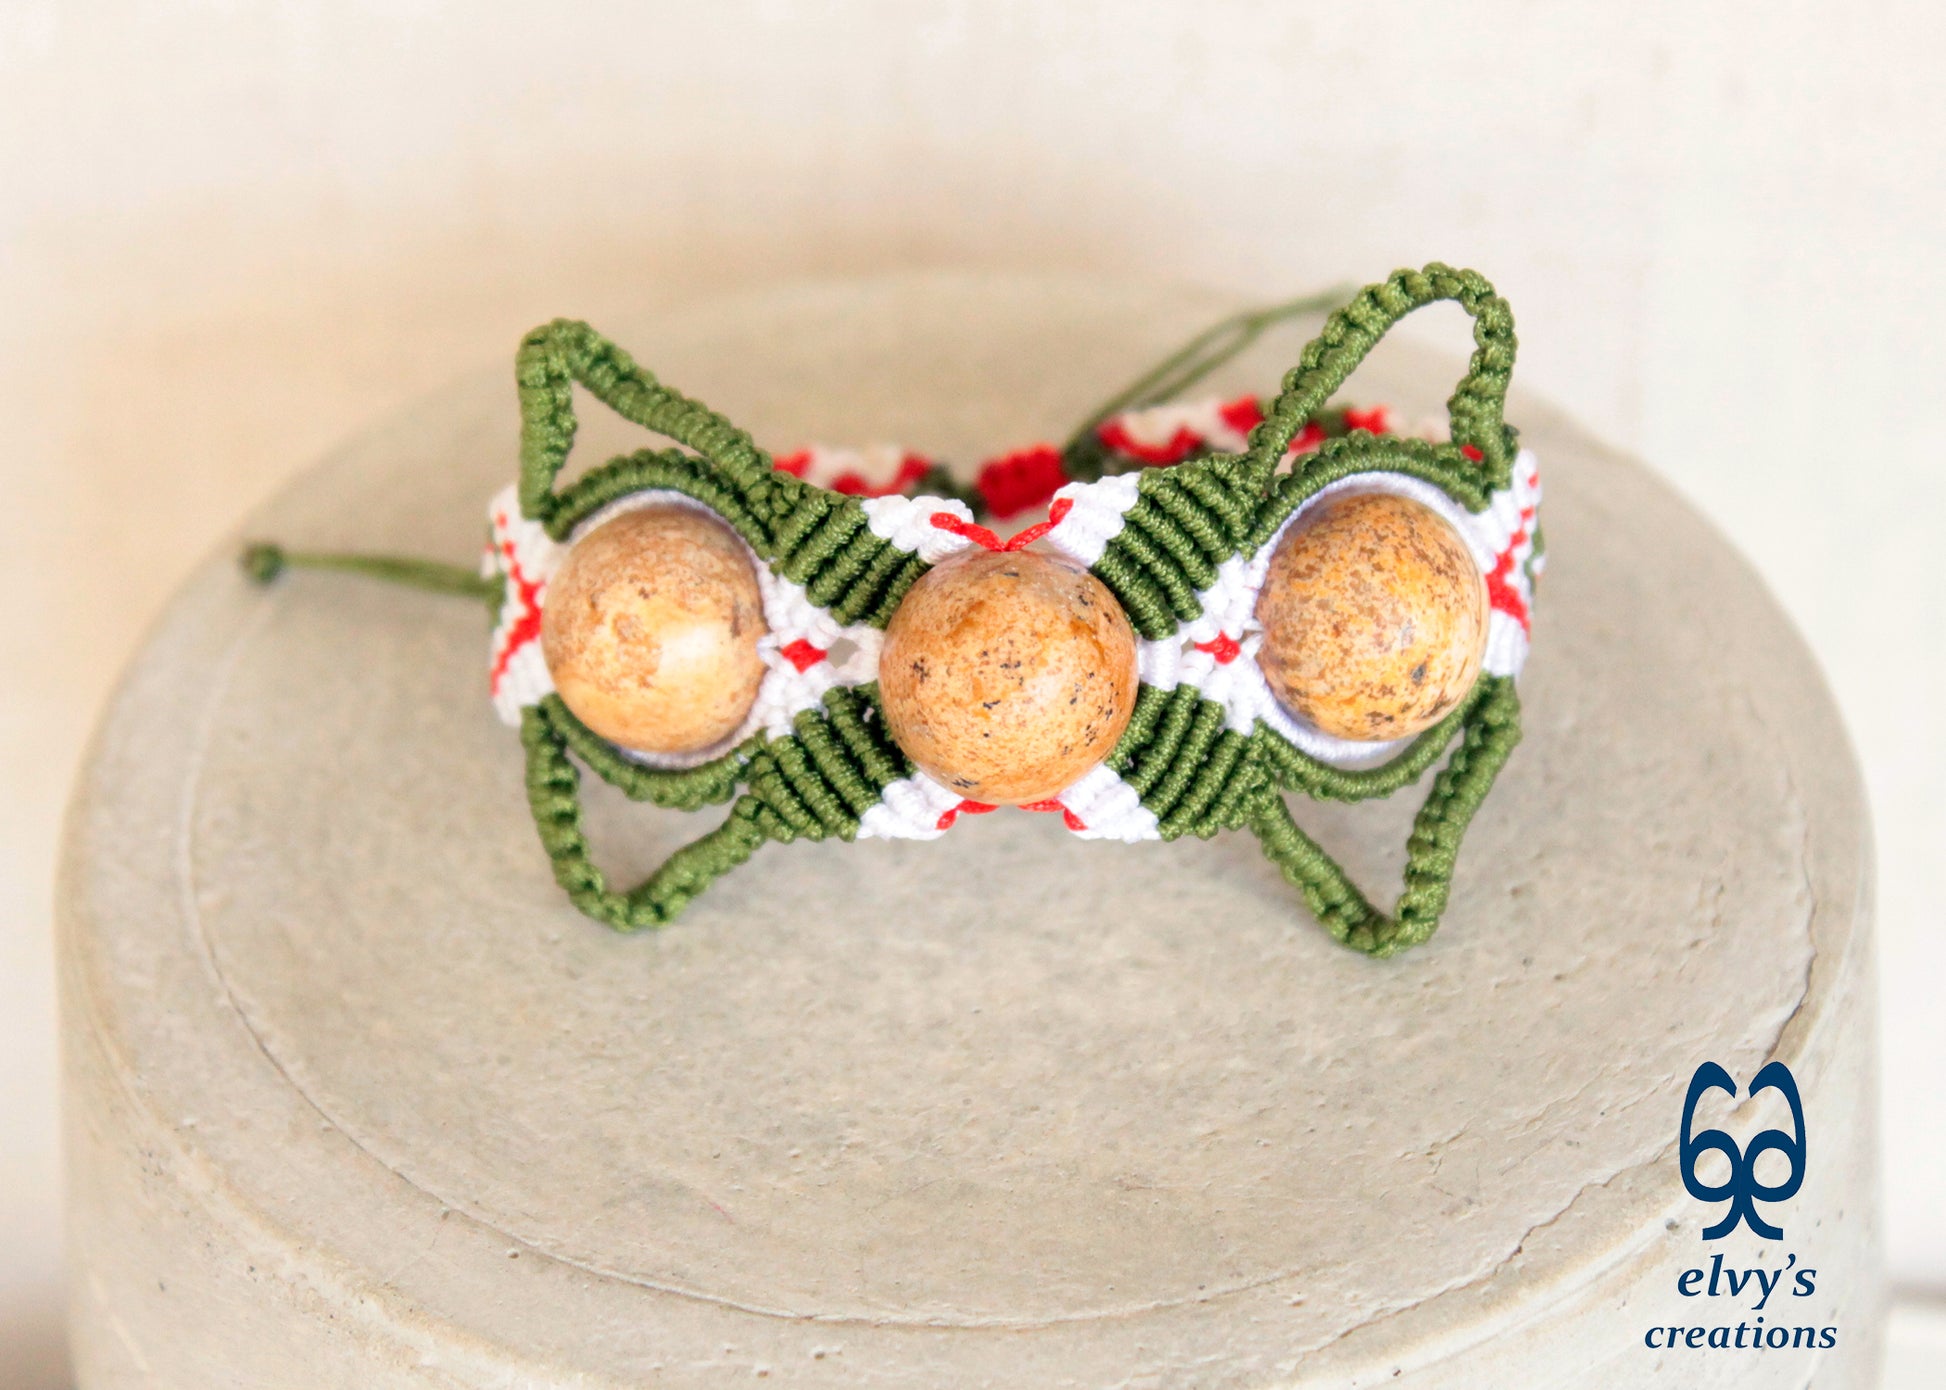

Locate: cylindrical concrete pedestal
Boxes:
[61,274,1881,1387]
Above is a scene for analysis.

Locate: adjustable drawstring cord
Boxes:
[1060,284,1355,457]
[240,543,500,604]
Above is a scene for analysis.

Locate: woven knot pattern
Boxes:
[501,264,1533,954]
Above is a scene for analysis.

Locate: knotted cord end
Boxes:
[241,542,286,585]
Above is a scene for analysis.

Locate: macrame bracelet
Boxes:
[247,264,1541,957]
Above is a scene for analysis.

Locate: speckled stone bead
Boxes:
[879,549,1138,805]
[540,505,767,754]
[1255,491,1488,742]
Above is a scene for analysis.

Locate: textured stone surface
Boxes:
[60,274,1880,1387]
[541,504,767,754]
[1257,491,1488,741]
[879,548,1137,804]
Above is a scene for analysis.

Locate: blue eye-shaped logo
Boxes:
[1679,1060,1807,1240]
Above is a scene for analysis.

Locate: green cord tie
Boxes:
[241,543,500,605]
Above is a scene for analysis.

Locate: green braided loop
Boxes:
[515,319,933,625]
[1086,263,1516,640]
[1242,262,1518,492]
[1097,676,1524,954]
[522,685,913,931]
[522,706,768,930]
[1247,677,1522,956]
[517,319,779,537]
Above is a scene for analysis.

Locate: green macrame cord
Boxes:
[241,544,501,605]
[245,262,1537,956]
[1082,265,1518,642]
[522,685,909,929]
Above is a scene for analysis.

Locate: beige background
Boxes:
[3,2,1942,1384]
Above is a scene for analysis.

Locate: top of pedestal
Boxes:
[61,273,1869,1384]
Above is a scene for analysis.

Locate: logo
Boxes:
[1678,1061,1806,1240]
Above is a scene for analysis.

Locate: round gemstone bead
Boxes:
[879,549,1138,806]
[1254,491,1488,742]
[540,505,768,755]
